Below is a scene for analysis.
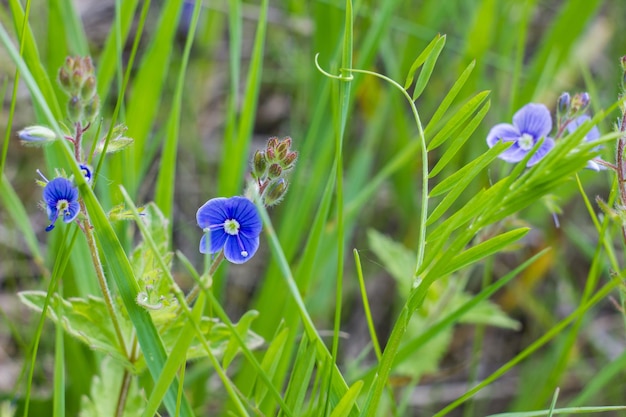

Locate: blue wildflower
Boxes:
[566,115,605,171]
[196,196,262,264]
[487,103,555,167]
[79,164,93,183]
[43,177,80,232]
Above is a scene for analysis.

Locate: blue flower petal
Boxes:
[486,123,521,148]
[512,103,552,139]
[566,115,600,142]
[228,196,262,236]
[223,235,260,264]
[497,142,532,163]
[526,137,555,166]
[63,201,81,223]
[196,197,229,229]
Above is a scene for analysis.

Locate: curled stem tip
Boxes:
[314,53,354,81]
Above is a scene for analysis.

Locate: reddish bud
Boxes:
[268,163,282,178]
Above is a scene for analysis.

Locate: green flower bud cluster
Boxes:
[252,136,298,206]
[58,56,100,123]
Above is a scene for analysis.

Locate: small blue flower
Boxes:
[487,103,555,167]
[79,163,93,183]
[196,196,262,264]
[43,177,80,232]
[566,115,605,171]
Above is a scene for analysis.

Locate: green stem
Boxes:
[79,202,129,357]
[320,65,429,273]
[184,251,224,306]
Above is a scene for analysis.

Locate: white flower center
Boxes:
[57,199,70,216]
[224,219,240,235]
[518,133,535,151]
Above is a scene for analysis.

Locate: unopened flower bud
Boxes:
[80,76,97,100]
[267,136,279,151]
[282,151,298,169]
[621,56,626,72]
[557,92,570,116]
[71,70,82,91]
[252,150,267,179]
[276,140,290,159]
[579,92,590,110]
[18,125,57,143]
[83,96,100,122]
[82,56,94,73]
[263,178,288,206]
[266,147,276,161]
[268,163,282,179]
[67,96,82,121]
[58,67,71,90]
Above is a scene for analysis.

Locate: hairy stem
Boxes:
[79,203,129,357]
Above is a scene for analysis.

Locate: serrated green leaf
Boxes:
[223,310,261,369]
[18,291,132,368]
[458,298,521,330]
[329,380,363,417]
[412,35,446,101]
[158,314,264,363]
[254,327,289,405]
[429,99,491,178]
[395,317,452,379]
[79,357,144,417]
[367,229,415,296]
[427,90,490,151]
[403,34,441,90]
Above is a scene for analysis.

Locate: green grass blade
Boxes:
[6,0,62,118]
[96,0,139,106]
[53,0,88,55]
[218,0,269,196]
[80,182,194,417]
[432,279,621,417]
[329,380,363,417]
[124,0,184,193]
[154,0,202,219]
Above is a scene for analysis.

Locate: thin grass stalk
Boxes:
[0,0,31,175]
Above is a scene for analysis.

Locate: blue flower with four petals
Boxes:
[43,177,80,232]
[487,103,555,167]
[196,196,262,264]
